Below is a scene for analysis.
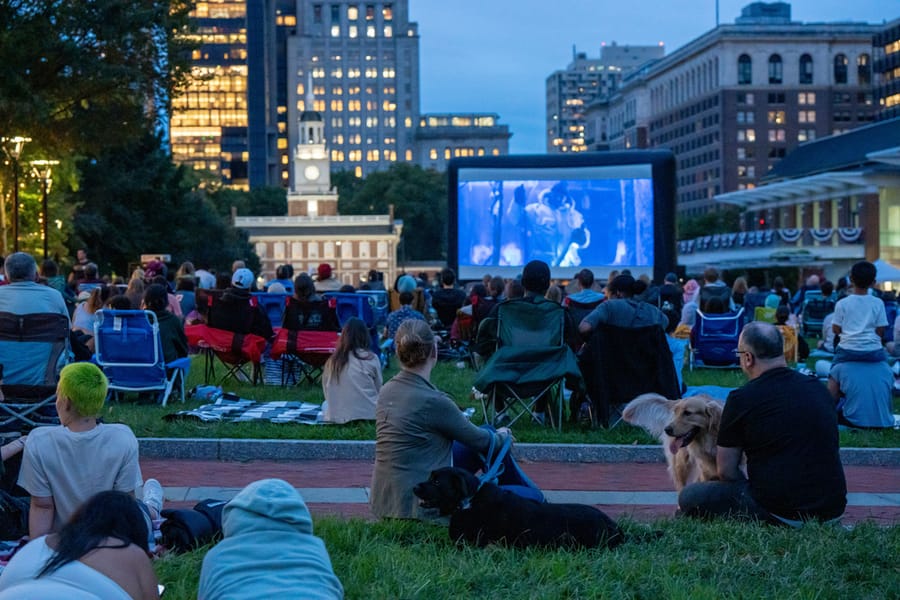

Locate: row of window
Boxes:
[427,147,500,160]
[309,67,396,79]
[312,3,393,24]
[737,53,870,85]
[258,239,392,261]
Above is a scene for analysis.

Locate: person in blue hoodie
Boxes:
[198,478,343,600]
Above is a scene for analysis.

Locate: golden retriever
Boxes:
[622,393,723,492]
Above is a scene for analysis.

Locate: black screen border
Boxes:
[448,150,677,283]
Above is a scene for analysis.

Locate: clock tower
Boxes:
[289,80,337,216]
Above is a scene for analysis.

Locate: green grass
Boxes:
[154,517,900,600]
[102,353,900,448]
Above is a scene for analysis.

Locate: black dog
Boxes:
[413,467,624,549]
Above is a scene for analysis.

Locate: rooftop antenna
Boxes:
[572,44,576,62]
[715,0,720,26]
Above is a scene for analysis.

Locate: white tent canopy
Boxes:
[872,259,900,282]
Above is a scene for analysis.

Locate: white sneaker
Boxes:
[142,478,164,519]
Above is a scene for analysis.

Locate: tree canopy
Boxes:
[0,0,194,157]
[67,135,257,277]
[336,164,448,261]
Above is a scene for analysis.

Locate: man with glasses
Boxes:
[678,321,847,526]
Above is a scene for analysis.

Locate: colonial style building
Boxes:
[234,105,402,283]
[583,2,880,217]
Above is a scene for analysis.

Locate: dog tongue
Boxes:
[668,437,682,455]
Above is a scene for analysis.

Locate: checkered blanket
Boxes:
[164,396,324,424]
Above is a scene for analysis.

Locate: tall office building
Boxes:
[413,113,511,171]
[584,2,880,217]
[286,1,420,181]
[170,0,280,189]
[874,17,900,121]
[546,44,664,153]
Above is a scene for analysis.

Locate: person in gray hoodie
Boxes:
[198,479,343,600]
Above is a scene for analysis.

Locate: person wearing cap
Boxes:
[578,273,668,338]
[657,272,684,334]
[476,260,578,358]
[314,263,342,293]
[207,268,274,341]
[17,363,163,540]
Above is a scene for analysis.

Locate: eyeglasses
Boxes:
[734,350,752,358]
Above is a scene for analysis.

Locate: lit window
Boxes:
[767,111,785,124]
[277,138,288,149]
[366,5,375,20]
[347,6,358,20]
[331,24,340,37]
[384,25,392,37]
[491,148,500,156]
[798,111,815,123]
[383,4,393,20]
[367,25,376,38]
[429,148,437,160]
[405,149,412,161]
[444,147,451,159]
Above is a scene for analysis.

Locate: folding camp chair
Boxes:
[563,297,603,330]
[93,310,191,406]
[251,292,290,328]
[324,292,383,353]
[580,324,681,428]
[800,290,835,337]
[690,308,746,370]
[0,312,70,431]
[473,299,582,432]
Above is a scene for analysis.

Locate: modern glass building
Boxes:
[286,1,420,180]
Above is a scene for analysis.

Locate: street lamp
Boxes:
[30,160,59,261]
[2,136,31,253]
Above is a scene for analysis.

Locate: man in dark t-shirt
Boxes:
[678,321,846,524]
[430,268,467,329]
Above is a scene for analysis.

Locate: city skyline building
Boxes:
[285,0,420,182]
[583,2,880,218]
[412,113,511,171]
[545,43,665,154]
[874,17,900,121]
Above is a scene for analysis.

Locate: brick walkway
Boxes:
[141,458,900,525]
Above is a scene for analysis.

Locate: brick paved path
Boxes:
[141,458,900,525]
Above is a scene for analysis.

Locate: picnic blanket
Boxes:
[164,395,324,424]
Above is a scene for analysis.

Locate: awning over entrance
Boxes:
[713,171,877,211]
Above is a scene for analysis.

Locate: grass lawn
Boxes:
[105,353,900,448]
[154,517,900,599]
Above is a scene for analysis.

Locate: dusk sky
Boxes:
[409,1,895,154]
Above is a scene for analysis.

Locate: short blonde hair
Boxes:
[58,363,108,417]
[395,320,435,369]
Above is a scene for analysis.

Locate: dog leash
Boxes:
[477,432,512,490]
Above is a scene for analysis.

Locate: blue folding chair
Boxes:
[93,310,191,406]
[251,292,290,329]
[690,308,746,370]
[323,292,382,353]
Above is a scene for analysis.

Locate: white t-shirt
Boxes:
[322,352,382,424]
[832,293,888,352]
[0,536,131,600]
[18,424,143,531]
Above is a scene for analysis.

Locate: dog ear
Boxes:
[454,469,477,498]
[705,400,723,425]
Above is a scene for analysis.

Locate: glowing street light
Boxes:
[2,136,32,253]
[30,160,59,261]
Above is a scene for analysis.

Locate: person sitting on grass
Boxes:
[384,291,425,344]
[322,317,382,424]
[198,479,343,600]
[370,319,511,521]
[678,322,846,526]
[0,490,160,600]
[17,363,164,543]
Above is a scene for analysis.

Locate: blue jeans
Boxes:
[831,346,886,366]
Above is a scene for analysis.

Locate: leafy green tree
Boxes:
[66,135,257,277]
[677,206,742,240]
[0,0,194,157]
[208,185,287,219]
[336,164,448,261]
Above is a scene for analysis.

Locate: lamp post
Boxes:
[2,136,31,253]
[30,160,59,261]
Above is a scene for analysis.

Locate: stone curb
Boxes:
[139,438,900,466]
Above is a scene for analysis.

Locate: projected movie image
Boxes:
[456,176,655,274]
